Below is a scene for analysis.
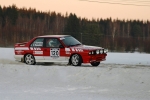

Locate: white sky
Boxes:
[1,0,150,21]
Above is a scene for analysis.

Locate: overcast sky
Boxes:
[1,0,150,21]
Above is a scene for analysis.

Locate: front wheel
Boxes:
[70,54,82,66]
[24,54,36,65]
[91,62,100,66]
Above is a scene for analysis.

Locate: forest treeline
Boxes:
[0,5,150,53]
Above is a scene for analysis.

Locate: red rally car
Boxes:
[14,35,108,66]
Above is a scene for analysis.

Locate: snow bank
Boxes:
[104,52,150,65]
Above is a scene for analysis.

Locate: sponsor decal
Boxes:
[16,50,24,54]
[65,48,70,51]
[71,48,83,52]
[71,48,75,51]
[15,47,29,50]
[33,51,43,55]
[65,48,71,54]
[66,51,70,54]
[65,47,83,53]
[33,42,43,47]
[78,49,83,52]
[30,47,41,50]
[50,48,60,58]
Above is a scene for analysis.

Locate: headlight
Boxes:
[100,49,103,54]
[96,50,99,54]
[104,49,108,53]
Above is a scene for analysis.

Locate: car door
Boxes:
[43,38,68,62]
[29,38,45,61]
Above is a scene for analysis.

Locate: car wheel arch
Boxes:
[69,53,83,65]
[24,53,36,64]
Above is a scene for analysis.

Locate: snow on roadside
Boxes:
[0,48,14,60]
[0,47,150,65]
[0,47,150,100]
[104,52,150,65]
[0,63,150,100]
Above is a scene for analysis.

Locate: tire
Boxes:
[70,54,82,66]
[91,62,100,66]
[24,54,36,65]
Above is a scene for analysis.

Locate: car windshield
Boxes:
[61,36,82,47]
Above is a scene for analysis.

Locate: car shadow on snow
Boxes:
[35,62,99,67]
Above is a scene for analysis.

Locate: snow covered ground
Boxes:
[0,48,150,100]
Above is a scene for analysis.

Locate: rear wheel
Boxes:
[91,62,100,66]
[70,54,82,66]
[24,54,36,65]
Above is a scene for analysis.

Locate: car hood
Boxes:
[70,45,103,51]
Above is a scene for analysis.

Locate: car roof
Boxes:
[37,35,70,38]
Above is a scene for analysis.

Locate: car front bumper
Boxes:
[83,54,107,63]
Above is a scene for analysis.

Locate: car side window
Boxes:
[46,38,61,48]
[30,38,44,47]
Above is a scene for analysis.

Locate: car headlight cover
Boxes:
[100,49,103,54]
[96,50,99,54]
[104,49,108,53]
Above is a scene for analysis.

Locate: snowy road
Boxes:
[0,48,150,100]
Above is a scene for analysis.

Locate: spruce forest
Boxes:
[0,5,150,53]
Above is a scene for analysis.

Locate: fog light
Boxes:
[89,52,91,55]
[91,51,94,54]
[89,51,94,55]
[100,49,103,54]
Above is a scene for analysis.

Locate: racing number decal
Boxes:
[50,48,60,57]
